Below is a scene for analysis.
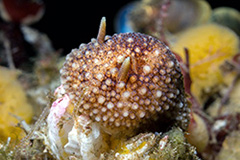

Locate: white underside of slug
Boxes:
[46,86,107,160]
[46,93,70,159]
[64,116,103,160]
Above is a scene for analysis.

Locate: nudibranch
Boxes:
[60,17,190,134]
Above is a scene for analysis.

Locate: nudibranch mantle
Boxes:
[60,17,190,132]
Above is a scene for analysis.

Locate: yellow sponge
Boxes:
[172,23,239,103]
[0,67,33,141]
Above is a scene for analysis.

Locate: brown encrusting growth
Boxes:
[60,17,190,132]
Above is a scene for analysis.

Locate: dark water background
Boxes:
[32,0,240,56]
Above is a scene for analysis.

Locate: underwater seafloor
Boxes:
[0,0,240,160]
